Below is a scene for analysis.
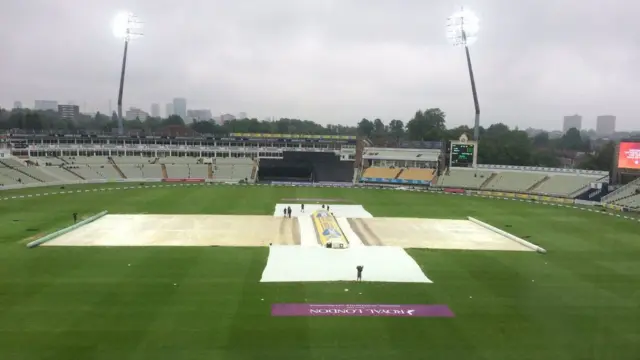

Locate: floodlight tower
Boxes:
[447,7,481,141]
[113,12,143,135]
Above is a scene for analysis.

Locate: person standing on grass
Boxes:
[356,265,363,282]
[73,212,78,224]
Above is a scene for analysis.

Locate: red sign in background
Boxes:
[618,142,640,169]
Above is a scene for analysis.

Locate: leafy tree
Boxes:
[162,115,185,127]
[446,125,473,141]
[388,119,404,138]
[577,141,615,171]
[406,108,446,141]
[357,118,374,137]
[532,132,550,148]
[560,128,585,151]
[477,124,534,165]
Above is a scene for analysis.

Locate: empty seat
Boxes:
[362,167,400,179]
[213,164,253,181]
[534,175,598,195]
[437,169,494,188]
[398,168,435,181]
[483,172,546,192]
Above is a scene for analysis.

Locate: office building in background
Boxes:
[13,101,22,109]
[237,112,248,119]
[562,114,582,132]
[150,103,160,117]
[34,100,58,111]
[596,115,616,136]
[166,103,174,117]
[125,107,150,121]
[221,113,236,122]
[172,98,187,118]
[58,104,80,120]
[187,109,213,122]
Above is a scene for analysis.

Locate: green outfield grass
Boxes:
[0,184,638,360]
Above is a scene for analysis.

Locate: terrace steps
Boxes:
[112,164,126,179]
[63,167,85,180]
[0,160,44,182]
[479,173,497,188]
[527,175,550,192]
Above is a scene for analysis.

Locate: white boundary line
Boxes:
[0,182,639,223]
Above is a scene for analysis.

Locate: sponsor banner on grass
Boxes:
[162,178,205,183]
[443,188,464,193]
[360,177,431,186]
[269,181,353,187]
[271,181,313,186]
[470,190,575,204]
[317,181,354,187]
[271,304,455,317]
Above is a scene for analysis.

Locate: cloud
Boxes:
[0,0,637,130]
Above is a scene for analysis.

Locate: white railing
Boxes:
[476,164,609,176]
[21,144,338,152]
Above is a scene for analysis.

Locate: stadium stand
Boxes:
[30,157,65,166]
[139,164,163,179]
[435,165,608,196]
[158,157,198,165]
[165,165,191,178]
[189,165,209,179]
[0,159,44,184]
[602,178,640,205]
[532,174,601,196]
[1,133,620,210]
[436,168,494,188]
[482,171,547,192]
[397,168,436,182]
[213,161,254,182]
[616,193,640,209]
[42,166,84,181]
[118,165,144,178]
[362,167,401,180]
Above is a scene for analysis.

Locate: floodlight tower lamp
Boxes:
[114,12,143,135]
[446,7,481,141]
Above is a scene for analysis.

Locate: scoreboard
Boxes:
[450,143,475,167]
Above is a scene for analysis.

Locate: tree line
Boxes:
[0,107,615,171]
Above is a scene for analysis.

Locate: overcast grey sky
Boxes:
[1,0,637,130]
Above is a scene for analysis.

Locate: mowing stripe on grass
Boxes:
[26,210,109,248]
